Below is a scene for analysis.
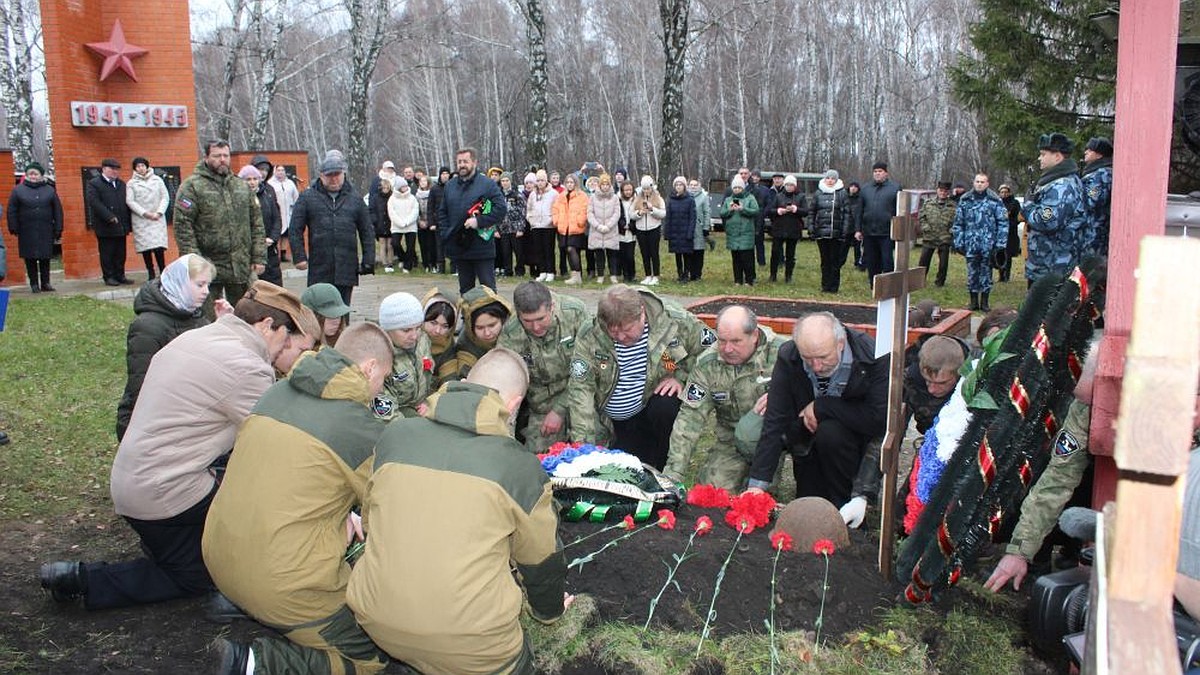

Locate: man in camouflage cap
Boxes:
[497,280,592,453]
[567,284,716,469]
[174,140,266,320]
[664,305,786,490]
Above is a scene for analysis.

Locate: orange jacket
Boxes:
[551,189,589,236]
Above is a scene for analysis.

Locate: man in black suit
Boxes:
[86,158,133,285]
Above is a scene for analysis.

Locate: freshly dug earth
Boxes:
[686,298,880,327]
[0,504,1052,673]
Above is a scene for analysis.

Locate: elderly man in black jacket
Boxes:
[289,150,374,307]
[747,312,889,528]
[854,161,902,286]
[86,158,134,286]
[438,147,507,295]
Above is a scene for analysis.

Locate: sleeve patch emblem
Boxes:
[1041,207,1054,221]
[1053,429,1079,457]
[372,395,395,418]
[700,327,717,347]
[178,197,194,210]
[711,391,729,403]
[570,358,590,379]
[685,383,707,402]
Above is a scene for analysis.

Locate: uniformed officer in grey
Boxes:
[664,305,787,490]
[497,281,591,453]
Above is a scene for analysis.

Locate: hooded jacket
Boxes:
[373,331,433,421]
[454,286,515,379]
[346,381,565,673]
[809,180,850,240]
[202,348,386,626]
[422,287,460,386]
[586,189,621,250]
[664,190,698,254]
[116,279,209,440]
[496,291,591,422]
[551,188,589,237]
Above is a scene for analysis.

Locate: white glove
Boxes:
[839,496,868,529]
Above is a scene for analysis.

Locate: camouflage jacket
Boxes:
[372,332,434,420]
[918,198,956,247]
[567,290,716,443]
[664,326,787,480]
[951,189,1008,256]
[1080,158,1112,257]
[1022,160,1086,283]
[496,291,591,419]
[1005,399,1091,559]
[174,161,266,285]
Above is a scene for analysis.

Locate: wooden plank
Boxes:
[872,268,926,301]
[1104,236,1200,675]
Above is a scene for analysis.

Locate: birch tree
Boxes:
[657,0,690,186]
[344,0,393,184]
[0,0,36,169]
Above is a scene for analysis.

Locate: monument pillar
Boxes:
[40,1,199,280]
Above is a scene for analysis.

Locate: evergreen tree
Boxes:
[950,0,1116,180]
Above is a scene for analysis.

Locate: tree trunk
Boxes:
[522,0,548,169]
[0,0,36,169]
[247,0,286,150]
[657,0,689,187]
[345,0,391,187]
[214,0,250,143]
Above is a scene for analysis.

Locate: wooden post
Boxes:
[872,192,925,578]
[1100,236,1200,674]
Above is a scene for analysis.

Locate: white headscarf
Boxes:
[159,255,199,312]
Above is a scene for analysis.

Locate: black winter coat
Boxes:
[1001,195,1022,257]
[438,171,507,261]
[769,189,807,240]
[116,280,208,440]
[857,178,901,237]
[368,175,394,238]
[289,180,374,287]
[256,183,283,285]
[810,185,851,240]
[86,174,132,238]
[7,180,64,259]
[751,328,889,497]
[664,191,698,253]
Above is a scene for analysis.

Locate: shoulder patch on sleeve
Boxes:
[1053,428,1080,457]
[178,197,194,210]
[1040,206,1054,221]
[570,358,590,380]
[372,395,395,418]
[700,327,717,347]
[685,382,707,402]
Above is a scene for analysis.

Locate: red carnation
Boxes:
[725,491,777,530]
[695,516,713,535]
[812,539,836,556]
[422,357,434,372]
[770,531,794,552]
[735,516,756,535]
[621,514,636,531]
[656,509,677,530]
[686,484,732,509]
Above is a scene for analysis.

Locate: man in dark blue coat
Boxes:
[438,147,507,294]
[289,150,374,307]
[854,161,902,286]
[86,158,134,286]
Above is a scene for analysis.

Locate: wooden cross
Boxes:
[871,191,925,579]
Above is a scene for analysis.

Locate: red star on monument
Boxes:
[86,19,148,82]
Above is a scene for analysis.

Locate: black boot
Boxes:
[980,292,991,312]
[30,282,41,294]
[969,292,980,311]
[211,639,251,675]
[40,561,86,602]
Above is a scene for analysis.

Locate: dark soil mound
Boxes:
[561,503,892,639]
[687,297,879,326]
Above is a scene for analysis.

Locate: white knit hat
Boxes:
[378,292,423,330]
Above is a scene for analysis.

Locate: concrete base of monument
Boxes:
[685,295,974,347]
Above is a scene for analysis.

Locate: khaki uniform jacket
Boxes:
[567,290,717,443]
[918,198,956,248]
[373,332,433,420]
[174,161,266,286]
[202,348,385,626]
[497,291,591,421]
[347,382,565,675]
[664,326,786,479]
[1005,400,1091,559]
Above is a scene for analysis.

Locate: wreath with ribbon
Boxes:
[539,442,684,523]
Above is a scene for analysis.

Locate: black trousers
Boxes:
[24,258,51,288]
[98,235,127,281]
[260,244,282,286]
[731,249,756,285]
[791,419,869,507]
[418,228,438,268]
[496,233,517,275]
[817,239,844,292]
[141,248,167,278]
[635,228,661,277]
[391,232,417,270]
[531,228,556,275]
[689,249,705,281]
[591,248,618,277]
[769,237,799,280]
[861,235,894,285]
[674,252,689,281]
[456,258,496,294]
[754,220,766,265]
[82,485,217,610]
[918,244,950,286]
[610,394,682,470]
[619,240,637,281]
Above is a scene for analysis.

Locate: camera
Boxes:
[1031,566,1200,669]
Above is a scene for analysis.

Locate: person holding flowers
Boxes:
[202,323,395,674]
[347,348,570,675]
[664,305,787,490]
